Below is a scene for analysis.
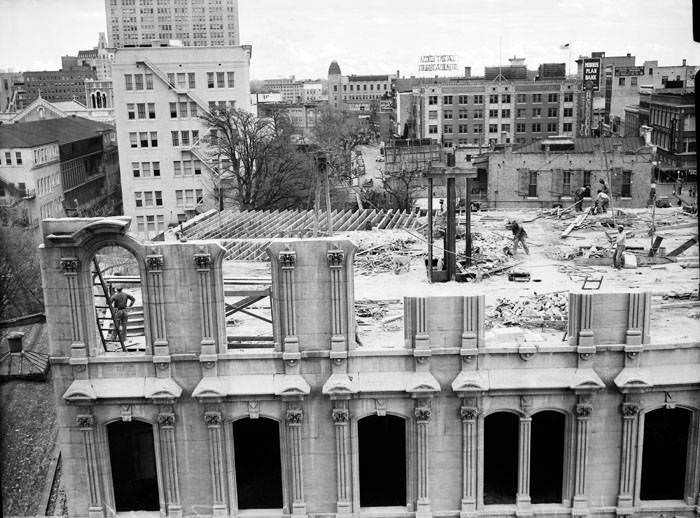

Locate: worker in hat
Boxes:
[613,225,626,270]
[109,287,135,342]
[509,219,529,256]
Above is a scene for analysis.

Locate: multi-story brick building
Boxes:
[112,45,251,239]
[22,67,97,108]
[328,61,396,113]
[396,60,579,148]
[105,0,240,48]
[0,116,120,232]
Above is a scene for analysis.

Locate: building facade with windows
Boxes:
[40,222,700,518]
[112,45,251,239]
[22,67,97,107]
[105,0,240,48]
[328,61,396,112]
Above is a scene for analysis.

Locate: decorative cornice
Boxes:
[204,411,222,426]
[332,408,349,424]
[60,257,81,274]
[193,252,212,270]
[145,254,164,271]
[157,412,176,427]
[460,406,479,421]
[286,408,303,425]
[279,248,296,270]
[327,248,345,269]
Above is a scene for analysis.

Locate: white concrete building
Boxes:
[105,0,240,48]
[112,45,252,239]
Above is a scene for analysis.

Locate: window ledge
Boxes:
[236,509,284,518]
[360,506,411,518]
[637,500,691,510]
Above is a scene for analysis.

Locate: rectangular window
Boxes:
[489,124,498,133]
[458,109,468,119]
[516,108,526,118]
[428,96,438,105]
[547,122,557,132]
[528,171,537,197]
[176,73,186,88]
[148,103,156,119]
[137,103,146,119]
[170,102,177,118]
[167,73,176,87]
[444,125,453,133]
[139,132,149,147]
[185,189,195,206]
[183,160,193,175]
[502,109,510,118]
[176,190,184,207]
[444,110,453,120]
[502,123,511,132]
[179,101,188,118]
[428,110,438,120]
[563,107,573,117]
[146,215,155,231]
[489,109,498,118]
[532,108,541,117]
[132,162,141,177]
[216,71,225,88]
[473,109,483,119]
[173,161,182,176]
[474,95,483,104]
[155,190,163,206]
[194,160,202,175]
[548,107,558,117]
[458,95,468,104]
[473,124,482,133]
[125,74,133,90]
[135,191,143,207]
[189,101,197,117]
[153,161,160,176]
[181,131,190,146]
[548,93,558,103]
[618,77,626,86]
[156,215,165,232]
[563,122,572,132]
[142,162,151,177]
[502,94,511,103]
[564,92,573,102]
[532,93,542,103]
[207,72,214,88]
[428,125,438,134]
[563,170,571,195]
[150,132,158,147]
[145,73,153,90]
[137,216,145,232]
[134,74,144,90]
[631,77,638,86]
[443,95,453,104]
[516,94,527,103]
[227,71,234,87]
[191,129,199,141]
[489,94,499,104]
[516,123,526,132]
[621,170,632,197]
[532,123,541,132]
[196,189,203,204]
[144,191,154,207]
[129,132,138,148]
[171,131,179,147]
[127,103,136,119]
[188,72,196,89]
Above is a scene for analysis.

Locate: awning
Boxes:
[452,368,604,393]
[614,364,700,391]
[322,371,441,396]
[192,374,311,399]
[63,377,183,403]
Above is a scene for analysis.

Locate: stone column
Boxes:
[286,406,306,516]
[568,292,595,347]
[414,403,432,518]
[278,248,301,371]
[194,253,218,375]
[61,258,88,376]
[157,411,182,518]
[327,248,348,369]
[516,415,532,508]
[145,254,169,366]
[76,413,104,518]
[460,405,478,518]
[332,403,351,515]
[573,402,593,513]
[616,402,639,513]
[204,411,228,517]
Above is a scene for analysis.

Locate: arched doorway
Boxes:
[107,420,159,511]
[530,410,565,503]
[358,414,406,507]
[640,407,691,500]
[233,417,283,509]
[484,412,519,504]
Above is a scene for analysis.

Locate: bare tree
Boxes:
[199,107,314,210]
[379,153,426,211]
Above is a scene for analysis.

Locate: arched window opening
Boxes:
[640,407,691,500]
[484,412,518,504]
[107,420,159,511]
[102,92,107,108]
[91,93,96,109]
[530,411,565,503]
[233,417,283,509]
[358,414,406,507]
[92,245,144,353]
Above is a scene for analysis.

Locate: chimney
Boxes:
[682,59,686,66]
[464,66,471,78]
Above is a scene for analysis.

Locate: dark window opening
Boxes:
[358,415,406,507]
[484,412,518,504]
[233,417,283,509]
[640,408,691,500]
[107,421,159,512]
[530,411,565,503]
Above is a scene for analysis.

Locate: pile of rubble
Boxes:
[459,231,516,275]
[354,238,418,274]
[487,292,568,329]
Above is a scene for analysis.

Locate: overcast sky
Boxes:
[0,0,697,79]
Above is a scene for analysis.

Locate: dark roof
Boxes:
[77,49,98,58]
[0,116,113,148]
[512,136,646,154]
[328,61,341,75]
[349,74,390,82]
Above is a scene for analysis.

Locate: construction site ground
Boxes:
[222,207,699,348]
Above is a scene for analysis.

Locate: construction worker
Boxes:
[599,178,610,195]
[594,189,609,214]
[109,287,135,342]
[574,185,589,212]
[509,220,529,256]
[613,225,626,270]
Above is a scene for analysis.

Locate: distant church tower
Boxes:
[328,60,342,109]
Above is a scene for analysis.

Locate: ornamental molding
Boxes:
[414,406,431,422]
[327,248,345,269]
[193,252,212,270]
[204,411,222,426]
[575,403,593,418]
[279,247,296,269]
[60,257,80,274]
[460,406,479,421]
[621,402,639,417]
[286,408,303,425]
[332,408,349,424]
[145,254,164,271]
[76,414,94,428]
[157,412,176,427]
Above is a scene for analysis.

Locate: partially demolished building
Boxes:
[40,217,700,518]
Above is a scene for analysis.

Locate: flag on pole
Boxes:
[560,43,571,49]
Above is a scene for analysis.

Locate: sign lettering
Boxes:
[582,58,601,91]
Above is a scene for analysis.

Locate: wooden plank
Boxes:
[561,212,588,238]
[648,236,663,257]
[666,235,699,257]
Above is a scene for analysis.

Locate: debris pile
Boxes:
[459,231,517,275]
[354,238,417,274]
[487,292,568,329]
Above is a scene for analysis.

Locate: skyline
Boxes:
[0,0,697,79]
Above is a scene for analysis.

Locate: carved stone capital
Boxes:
[279,248,296,270]
[327,248,345,269]
[520,395,534,415]
[158,412,176,427]
[76,414,94,429]
[60,257,80,274]
[248,401,260,419]
[621,402,639,417]
[414,406,431,423]
[204,411,222,426]
[286,408,303,425]
[575,403,593,418]
[193,252,212,270]
[145,254,164,271]
[332,408,349,424]
[120,404,132,422]
[460,406,479,421]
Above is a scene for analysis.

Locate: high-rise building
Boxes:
[112,45,252,239]
[105,0,240,48]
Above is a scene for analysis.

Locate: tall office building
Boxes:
[105,0,240,48]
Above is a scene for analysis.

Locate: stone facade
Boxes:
[41,218,700,518]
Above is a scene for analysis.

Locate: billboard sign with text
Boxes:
[583,58,601,91]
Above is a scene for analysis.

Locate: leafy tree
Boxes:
[199,107,314,210]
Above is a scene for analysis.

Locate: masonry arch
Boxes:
[106,419,160,512]
[530,409,567,504]
[357,413,407,507]
[639,406,694,501]
[232,416,284,510]
[483,410,519,505]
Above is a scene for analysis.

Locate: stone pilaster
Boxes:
[626,292,650,345]
[332,403,351,515]
[157,411,182,518]
[327,247,348,371]
[286,405,306,516]
[204,411,227,517]
[279,248,300,368]
[61,258,88,377]
[617,402,639,514]
[194,253,218,376]
[516,415,532,511]
[76,413,104,518]
[461,295,484,360]
[414,402,432,518]
[145,253,169,369]
[568,292,595,347]
[573,401,593,514]
[460,405,478,517]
